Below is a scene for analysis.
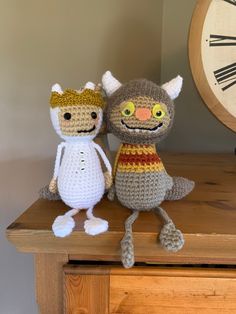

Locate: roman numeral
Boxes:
[223,0,236,5]
[209,35,236,46]
[214,63,236,91]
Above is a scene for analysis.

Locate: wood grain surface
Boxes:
[6,153,236,264]
[35,253,68,314]
[64,273,109,314]
[64,265,236,314]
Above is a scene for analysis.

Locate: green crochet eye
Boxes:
[152,104,165,119]
[121,102,135,117]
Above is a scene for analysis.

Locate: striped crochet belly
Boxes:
[115,144,169,211]
[116,144,164,173]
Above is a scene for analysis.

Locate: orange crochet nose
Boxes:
[135,108,151,121]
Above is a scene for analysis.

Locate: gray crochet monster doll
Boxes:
[102,71,194,268]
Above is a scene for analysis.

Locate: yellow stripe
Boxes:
[117,162,164,173]
[120,144,156,155]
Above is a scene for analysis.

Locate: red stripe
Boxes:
[118,153,161,164]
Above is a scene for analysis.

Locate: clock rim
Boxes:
[188,0,236,133]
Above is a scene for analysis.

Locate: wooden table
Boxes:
[6,153,236,314]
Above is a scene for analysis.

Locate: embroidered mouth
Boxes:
[77,125,96,133]
[121,119,163,131]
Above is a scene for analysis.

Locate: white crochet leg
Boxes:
[84,207,108,236]
[52,208,80,238]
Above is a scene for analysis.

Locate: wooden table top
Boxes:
[6,153,236,264]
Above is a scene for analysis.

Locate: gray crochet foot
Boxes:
[165,177,195,201]
[159,222,184,252]
[39,185,61,201]
[121,210,139,269]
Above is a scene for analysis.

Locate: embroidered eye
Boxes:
[121,102,135,117]
[152,104,165,119]
[91,112,97,119]
[64,112,71,120]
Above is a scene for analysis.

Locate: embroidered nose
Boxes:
[135,108,151,121]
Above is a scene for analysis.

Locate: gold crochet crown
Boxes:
[50,88,105,109]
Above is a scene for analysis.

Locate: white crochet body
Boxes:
[58,141,105,209]
[50,85,112,237]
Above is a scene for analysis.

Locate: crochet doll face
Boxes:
[109,95,172,144]
[49,83,105,141]
[105,79,175,145]
[58,105,102,137]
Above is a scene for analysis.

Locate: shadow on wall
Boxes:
[161,44,236,152]
[0,158,53,215]
[0,158,53,314]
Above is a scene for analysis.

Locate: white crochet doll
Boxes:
[49,82,112,237]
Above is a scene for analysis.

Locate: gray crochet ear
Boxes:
[102,71,122,96]
[162,75,183,100]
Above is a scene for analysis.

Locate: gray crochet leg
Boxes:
[121,210,139,269]
[165,177,195,201]
[39,185,61,201]
[154,207,184,252]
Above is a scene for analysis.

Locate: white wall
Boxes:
[0,0,163,313]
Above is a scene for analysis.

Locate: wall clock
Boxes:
[189,0,236,132]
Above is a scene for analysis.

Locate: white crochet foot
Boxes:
[52,215,75,237]
[84,218,108,236]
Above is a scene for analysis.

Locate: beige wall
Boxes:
[0,1,163,313]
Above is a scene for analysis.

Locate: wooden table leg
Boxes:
[35,253,68,314]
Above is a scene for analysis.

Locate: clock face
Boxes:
[202,0,236,118]
[189,0,236,132]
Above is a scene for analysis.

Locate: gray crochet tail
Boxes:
[154,207,184,252]
[165,176,195,201]
[121,210,139,269]
[39,185,61,201]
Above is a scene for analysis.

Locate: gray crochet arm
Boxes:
[39,185,61,201]
[107,184,116,201]
[165,176,194,201]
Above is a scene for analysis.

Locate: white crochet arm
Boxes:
[92,142,112,175]
[52,142,65,179]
